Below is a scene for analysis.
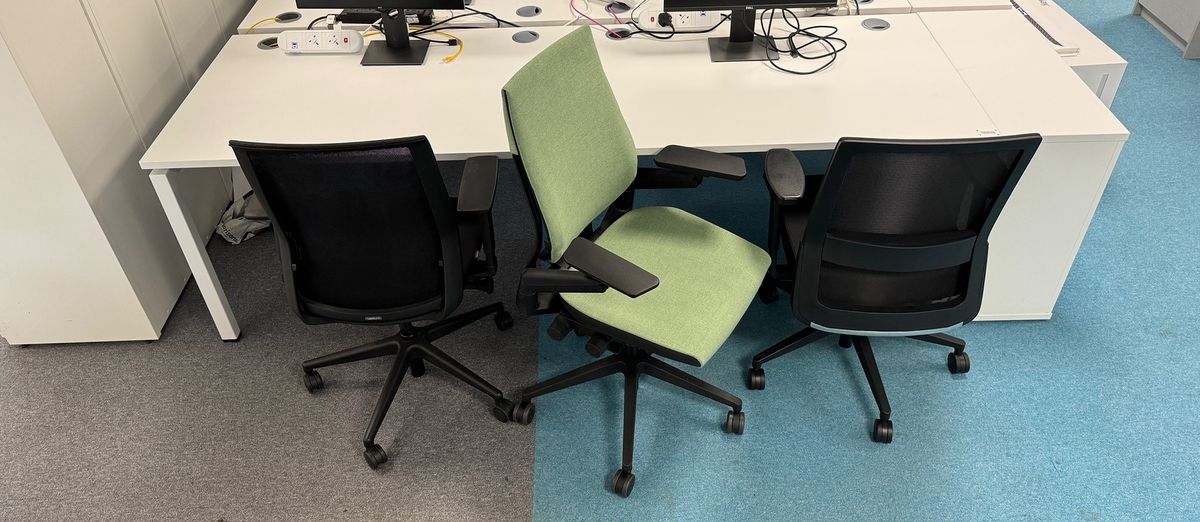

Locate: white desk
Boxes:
[238,0,583,33]
[143,13,1125,339]
[906,0,1009,11]
[1027,0,1127,107]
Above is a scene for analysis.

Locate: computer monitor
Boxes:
[661,0,838,62]
[297,0,465,66]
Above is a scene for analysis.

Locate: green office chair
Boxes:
[499,27,771,497]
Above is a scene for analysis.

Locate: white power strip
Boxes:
[279,30,365,54]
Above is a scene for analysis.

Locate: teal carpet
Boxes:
[531,1,1200,519]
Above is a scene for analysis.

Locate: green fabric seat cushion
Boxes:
[561,207,771,366]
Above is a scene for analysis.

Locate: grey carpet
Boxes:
[0,161,540,520]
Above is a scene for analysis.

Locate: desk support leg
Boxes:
[150,169,241,341]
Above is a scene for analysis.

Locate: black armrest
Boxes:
[518,269,608,295]
[654,145,746,181]
[632,167,704,189]
[765,148,805,203]
[456,155,499,213]
[562,238,659,298]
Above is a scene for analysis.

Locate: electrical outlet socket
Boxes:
[280,30,365,54]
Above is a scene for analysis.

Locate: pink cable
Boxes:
[571,0,621,37]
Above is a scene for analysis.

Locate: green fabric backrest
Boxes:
[501,27,638,262]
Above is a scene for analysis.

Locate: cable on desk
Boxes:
[625,13,731,39]
[246,17,280,33]
[747,8,847,75]
[464,6,520,27]
[571,0,622,37]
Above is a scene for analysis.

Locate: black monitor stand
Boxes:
[362,9,428,66]
[708,8,778,62]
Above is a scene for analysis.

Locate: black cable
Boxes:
[747,8,847,76]
[624,14,731,39]
[464,6,520,27]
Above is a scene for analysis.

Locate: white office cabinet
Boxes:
[1134,0,1200,58]
[0,0,253,345]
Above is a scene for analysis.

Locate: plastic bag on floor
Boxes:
[216,192,270,244]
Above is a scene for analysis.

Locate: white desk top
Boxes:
[906,0,1010,12]
[142,15,1002,169]
[238,0,584,33]
[919,9,1127,141]
[1021,0,1126,68]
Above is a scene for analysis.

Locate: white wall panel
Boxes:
[157,0,226,85]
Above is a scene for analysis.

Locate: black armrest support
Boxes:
[457,155,499,213]
[765,148,805,203]
[563,238,659,298]
[633,167,704,189]
[519,269,608,296]
[654,145,746,181]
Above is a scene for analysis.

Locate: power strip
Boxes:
[279,30,364,54]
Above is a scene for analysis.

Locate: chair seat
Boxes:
[561,207,770,366]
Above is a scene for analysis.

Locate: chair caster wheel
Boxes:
[364,443,388,469]
[872,419,893,444]
[747,367,765,390]
[758,284,779,304]
[726,410,745,434]
[611,469,636,497]
[585,336,609,358]
[492,399,515,423]
[410,357,426,378]
[511,401,535,425]
[547,315,572,341]
[494,310,514,331]
[302,370,324,393]
[948,351,970,374]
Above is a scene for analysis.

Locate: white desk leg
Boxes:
[150,169,241,341]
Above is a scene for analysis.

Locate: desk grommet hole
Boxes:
[859,0,873,4]
[516,5,543,17]
[606,1,632,13]
[862,18,890,31]
[275,11,301,23]
[512,30,540,43]
[258,37,279,50]
[605,27,633,40]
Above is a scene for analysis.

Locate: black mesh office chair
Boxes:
[230,137,516,468]
[751,135,1042,443]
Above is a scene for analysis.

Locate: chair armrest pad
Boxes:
[562,238,659,298]
[654,145,746,181]
[765,148,805,202]
[518,269,608,295]
[457,156,499,213]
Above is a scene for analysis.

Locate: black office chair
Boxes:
[750,135,1042,443]
[229,137,516,468]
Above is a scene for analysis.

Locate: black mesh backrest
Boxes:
[793,135,1042,333]
[230,137,463,325]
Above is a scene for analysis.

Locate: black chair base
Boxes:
[748,329,968,443]
[508,345,744,498]
[301,302,515,469]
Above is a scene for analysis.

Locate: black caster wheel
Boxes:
[838,336,852,348]
[947,351,970,374]
[492,399,515,423]
[872,418,893,444]
[494,310,514,331]
[585,336,609,358]
[363,443,388,469]
[758,284,779,304]
[511,401,535,425]
[726,410,746,435]
[302,370,324,393]
[747,367,766,390]
[611,469,636,498]
[410,357,426,378]
[547,315,572,341]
